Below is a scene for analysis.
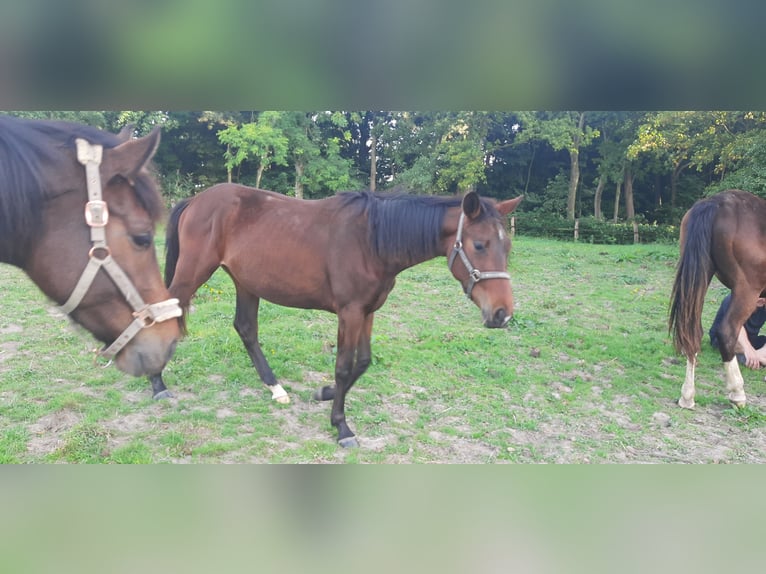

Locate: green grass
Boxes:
[1,237,765,463]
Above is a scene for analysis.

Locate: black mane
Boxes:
[338,190,499,263]
[0,115,162,262]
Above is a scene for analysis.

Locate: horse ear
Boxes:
[115,124,135,143]
[462,191,483,220]
[104,126,161,181]
[496,195,523,216]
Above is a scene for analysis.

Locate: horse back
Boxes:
[186,184,379,312]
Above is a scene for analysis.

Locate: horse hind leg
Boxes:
[715,289,755,407]
[723,359,747,407]
[678,355,696,409]
[233,289,289,404]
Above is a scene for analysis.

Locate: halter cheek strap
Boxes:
[447,212,511,298]
[58,138,182,360]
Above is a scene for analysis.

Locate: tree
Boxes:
[217,112,289,186]
[273,111,357,198]
[515,111,599,219]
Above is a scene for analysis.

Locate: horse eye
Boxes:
[473,241,486,252]
[132,232,153,249]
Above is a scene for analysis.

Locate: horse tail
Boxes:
[668,198,719,359]
[164,197,193,333]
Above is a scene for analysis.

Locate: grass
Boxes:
[1,236,765,463]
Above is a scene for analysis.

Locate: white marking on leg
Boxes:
[270,383,290,404]
[723,358,747,407]
[678,356,696,409]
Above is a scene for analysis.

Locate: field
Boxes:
[1,236,765,463]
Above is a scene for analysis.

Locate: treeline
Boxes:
[8,110,766,226]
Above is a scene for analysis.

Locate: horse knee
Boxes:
[354,354,372,376]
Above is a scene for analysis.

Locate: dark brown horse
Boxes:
[669,189,766,409]
[164,183,522,446]
[0,115,180,396]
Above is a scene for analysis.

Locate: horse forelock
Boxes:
[0,116,163,259]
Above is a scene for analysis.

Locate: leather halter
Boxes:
[447,211,511,298]
[58,138,182,360]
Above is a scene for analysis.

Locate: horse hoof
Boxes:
[338,436,359,448]
[270,384,290,404]
[153,389,174,400]
[729,396,747,408]
[677,397,695,409]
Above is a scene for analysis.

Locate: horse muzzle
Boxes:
[113,332,178,376]
[483,307,512,329]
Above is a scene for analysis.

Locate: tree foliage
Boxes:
[8,109,766,226]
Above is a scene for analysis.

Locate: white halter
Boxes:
[58,138,182,360]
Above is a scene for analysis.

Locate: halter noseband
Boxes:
[58,138,182,360]
[447,211,511,298]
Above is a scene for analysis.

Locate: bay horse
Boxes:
[669,189,766,409]
[0,115,181,396]
[164,183,522,447]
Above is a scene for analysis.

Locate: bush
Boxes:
[511,213,678,244]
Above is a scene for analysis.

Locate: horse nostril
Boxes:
[494,308,509,324]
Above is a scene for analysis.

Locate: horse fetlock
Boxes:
[677,396,695,409]
[313,385,335,401]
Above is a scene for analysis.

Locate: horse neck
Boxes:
[380,210,458,274]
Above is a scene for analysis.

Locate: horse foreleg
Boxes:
[678,355,696,409]
[149,373,173,400]
[233,289,289,404]
[331,309,371,447]
[723,358,747,407]
[314,314,374,403]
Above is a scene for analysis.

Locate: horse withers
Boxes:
[669,189,766,409]
[0,115,181,397]
[163,184,522,447]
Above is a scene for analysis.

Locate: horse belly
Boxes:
[227,253,334,311]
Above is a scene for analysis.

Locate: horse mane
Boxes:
[0,115,163,259]
[338,190,500,263]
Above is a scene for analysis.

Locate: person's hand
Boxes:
[744,346,762,369]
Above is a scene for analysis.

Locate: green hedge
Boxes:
[511,214,679,244]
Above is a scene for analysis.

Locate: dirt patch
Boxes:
[26,408,82,458]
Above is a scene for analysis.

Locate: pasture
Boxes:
[1,236,765,463]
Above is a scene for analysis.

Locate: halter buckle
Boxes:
[85,200,109,227]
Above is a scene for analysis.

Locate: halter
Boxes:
[447,211,511,298]
[58,138,182,360]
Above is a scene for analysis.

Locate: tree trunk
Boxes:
[294,161,304,199]
[593,174,606,220]
[567,148,580,220]
[613,181,621,222]
[370,131,377,191]
[624,164,635,220]
[256,163,264,188]
[523,145,536,196]
[566,112,586,221]
[226,144,232,184]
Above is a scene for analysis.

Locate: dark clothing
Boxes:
[709,294,766,362]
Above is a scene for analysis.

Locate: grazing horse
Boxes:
[669,189,766,409]
[164,183,522,446]
[0,115,181,396]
